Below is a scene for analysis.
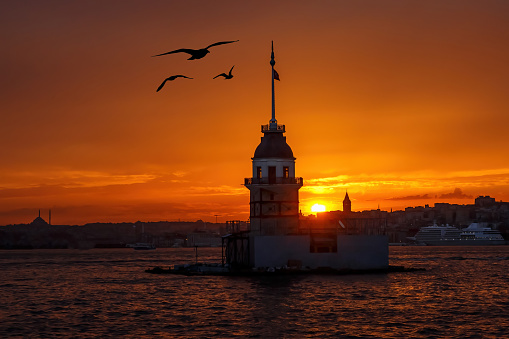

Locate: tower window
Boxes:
[270,193,274,201]
[256,167,262,179]
[283,166,289,179]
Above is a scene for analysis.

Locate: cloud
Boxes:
[305,175,349,185]
[172,171,188,178]
[439,188,473,199]
[0,169,158,189]
[188,185,246,196]
[387,194,431,201]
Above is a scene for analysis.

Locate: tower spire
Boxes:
[270,41,277,128]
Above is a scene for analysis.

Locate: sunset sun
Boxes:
[311,203,326,213]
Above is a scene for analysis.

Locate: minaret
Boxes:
[343,191,351,213]
[244,42,303,235]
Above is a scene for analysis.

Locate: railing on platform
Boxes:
[261,124,285,132]
[244,177,303,185]
[223,220,251,268]
[225,220,250,234]
[300,217,387,236]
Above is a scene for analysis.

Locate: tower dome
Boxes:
[253,131,294,159]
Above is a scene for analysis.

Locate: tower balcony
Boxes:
[244,177,303,186]
[261,124,285,133]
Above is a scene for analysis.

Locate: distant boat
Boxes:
[411,222,506,246]
[459,223,506,244]
[126,243,156,250]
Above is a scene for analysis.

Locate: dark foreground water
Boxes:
[1,246,508,338]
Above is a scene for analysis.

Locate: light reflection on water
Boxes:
[1,246,508,338]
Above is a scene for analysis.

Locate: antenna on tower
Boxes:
[270,41,277,128]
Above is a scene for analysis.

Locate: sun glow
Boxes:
[311,203,326,213]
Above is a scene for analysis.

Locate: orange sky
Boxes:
[1,1,509,225]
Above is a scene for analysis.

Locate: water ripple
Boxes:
[1,247,509,337]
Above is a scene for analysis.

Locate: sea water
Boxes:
[1,246,508,338]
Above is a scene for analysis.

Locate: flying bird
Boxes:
[156,75,192,92]
[213,65,235,79]
[152,40,239,60]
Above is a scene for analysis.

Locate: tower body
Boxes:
[245,124,303,235]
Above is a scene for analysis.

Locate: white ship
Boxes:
[411,223,462,245]
[411,222,506,246]
[459,223,506,244]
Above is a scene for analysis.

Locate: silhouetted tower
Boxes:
[343,191,351,213]
[244,42,303,235]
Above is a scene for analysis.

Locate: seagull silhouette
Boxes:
[213,65,235,79]
[156,75,192,92]
[152,40,239,60]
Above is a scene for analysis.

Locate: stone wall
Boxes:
[251,234,388,270]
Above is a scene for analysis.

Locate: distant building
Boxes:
[343,191,351,213]
[31,210,49,226]
[475,196,496,208]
